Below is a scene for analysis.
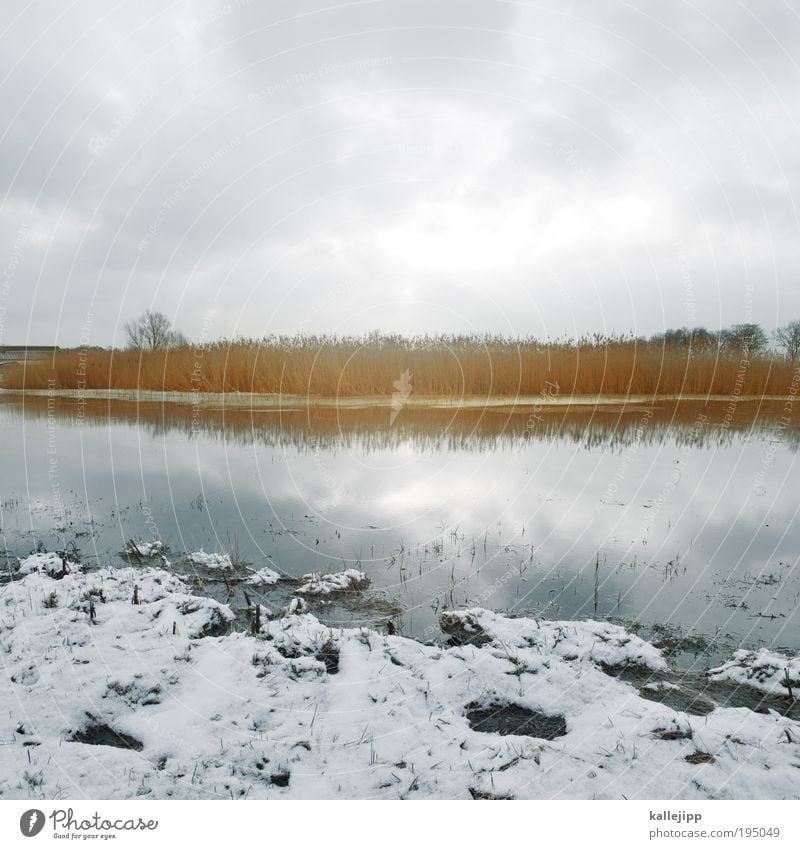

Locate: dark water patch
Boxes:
[646,623,713,657]
[229,580,401,636]
[440,612,491,647]
[685,751,716,765]
[607,665,800,719]
[315,639,340,675]
[604,666,717,716]
[468,787,515,800]
[655,728,693,741]
[69,723,143,751]
[638,685,717,716]
[465,701,567,739]
[702,680,800,720]
[267,636,340,675]
[270,769,290,787]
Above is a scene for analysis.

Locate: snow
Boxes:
[187,550,233,570]
[286,596,307,615]
[297,569,368,595]
[245,567,281,586]
[709,648,800,696]
[17,551,74,577]
[125,540,166,558]
[1,558,799,800]
[440,608,668,671]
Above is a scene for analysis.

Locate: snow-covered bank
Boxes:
[297,569,369,594]
[1,562,798,800]
[124,540,167,559]
[187,550,234,570]
[245,567,281,586]
[709,649,800,697]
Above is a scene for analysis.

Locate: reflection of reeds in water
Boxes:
[6,396,800,452]
[2,335,797,396]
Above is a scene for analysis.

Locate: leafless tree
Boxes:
[720,323,768,358]
[125,310,187,350]
[650,326,720,353]
[775,320,800,362]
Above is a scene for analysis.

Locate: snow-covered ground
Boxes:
[1,560,798,800]
[709,649,800,696]
[125,540,167,559]
[187,550,234,570]
[16,551,75,577]
[245,567,281,586]
[297,568,369,595]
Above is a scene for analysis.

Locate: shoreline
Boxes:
[0,387,794,410]
[3,555,799,800]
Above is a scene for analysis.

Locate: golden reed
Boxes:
[2,334,795,397]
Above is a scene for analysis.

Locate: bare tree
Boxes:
[775,320,800,362]
[125,310,187,350]
[720,323,768,358]
[686,327,721,351]
[651,327,693,347]
[649,326,720,354]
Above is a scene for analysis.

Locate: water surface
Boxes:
[2,394,799,667]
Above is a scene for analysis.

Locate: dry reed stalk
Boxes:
[2,334,794,397]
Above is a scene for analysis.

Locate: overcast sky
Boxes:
[1,0,799,347]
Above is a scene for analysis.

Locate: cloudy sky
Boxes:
[1,0,799,347]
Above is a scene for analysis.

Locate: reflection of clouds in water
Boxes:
[2,397,799,658]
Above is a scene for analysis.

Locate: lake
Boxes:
[2,393,799,667]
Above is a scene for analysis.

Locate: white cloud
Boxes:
[1,0,798,344]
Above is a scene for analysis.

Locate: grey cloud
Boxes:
[1,0,798,345]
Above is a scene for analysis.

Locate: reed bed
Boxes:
[2,333,797,397]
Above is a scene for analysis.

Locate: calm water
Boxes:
[2,394,799,665]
